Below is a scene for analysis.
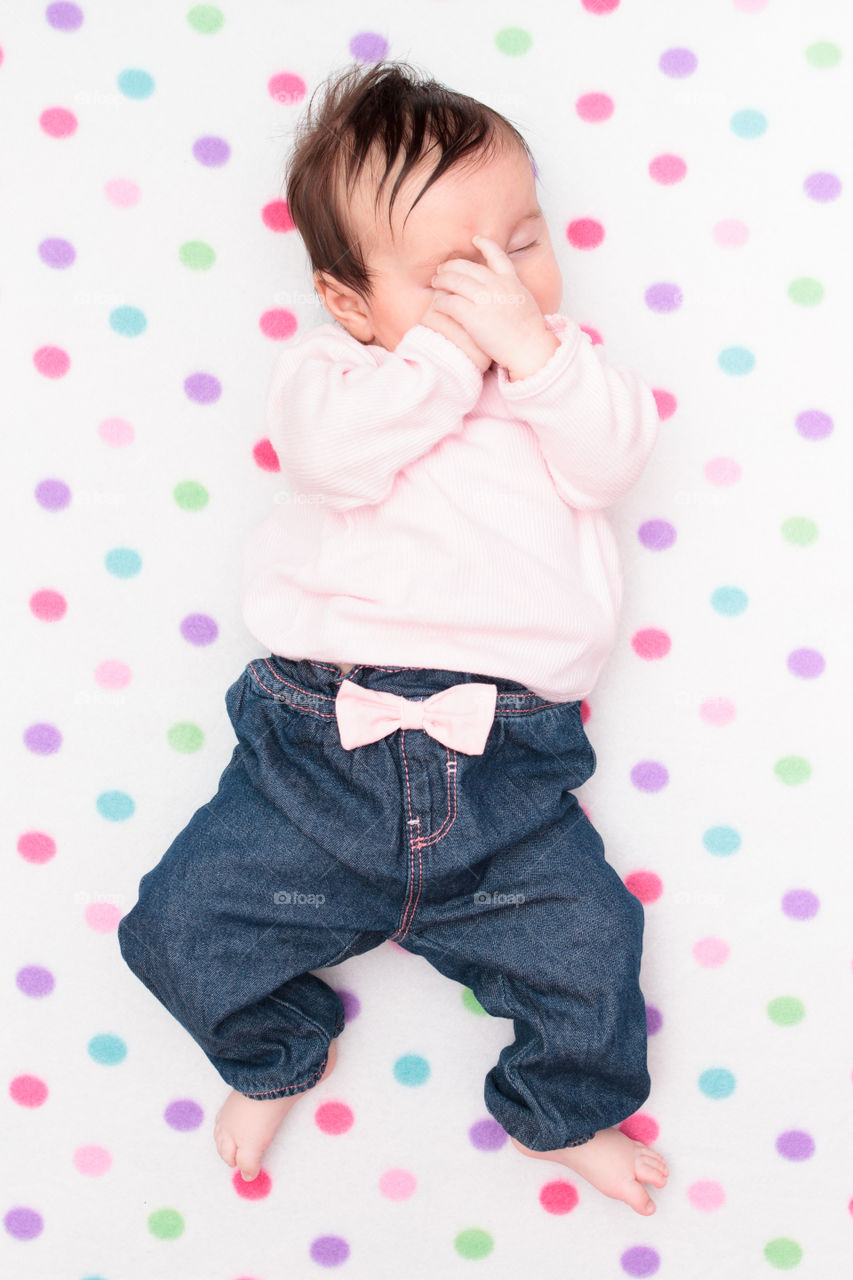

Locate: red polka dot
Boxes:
[539,1179,579,1213]
[567,219,604,250]
[582,0,620,12]
[10,1075,49,1107]
[33,346,70,378]
[619,1113,659,1144]
[252,438,280,472]
[40,106,77,138]
[314,1100,354,1135]
[262,200,295,233]
[649,154,687,185]
[233,1168,272,1198]
[18,831,57,864]
[576,93,614,123]
[625,871,662,904]
[260,309,298,341]
[580,324,603,346]
[30,589,67,621]
[631,628,671,660]
[580,699,591,726]
[268,72,306,106]
[652,388,677,420]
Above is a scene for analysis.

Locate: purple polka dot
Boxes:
[349,32,389,61]
[659,48,697,78]
[621,1244,661,1277]
[795,409,833,440]
[638,519,676,550]
[164,1099,204,1131]
[781,889,819,920]
[4,1206,44,1240]
[24,723,63,755]
[17,965,55,997]
[469,1118,508,1151]
[787,648,824,678]
[45,2,83,31]
[192,136,230,167]
[180,614,218,646]
[184,372,222,404]
[646,1004,663,1035]
[35,478,71,510]
[776,1129,814,1161]
[645,282,683,313]
[803,172,841,202]
[38,238,76,268]
[337,989,361,1021]
[310,1234,350,1266]
[631,761,669,792]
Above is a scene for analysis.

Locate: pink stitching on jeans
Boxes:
[243,1051,329,1098]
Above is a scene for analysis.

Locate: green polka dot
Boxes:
[767,996,805,1027]
[167,722,204,754]
[174,480,209,511]
[187,5,224,34]
[788,277,824,306]
[774,757,811,786]
[764,1237,803,1269]
[454,1228,494,1260]
[179,240,216,271]
[462,987,487,1016]
[148,1208,185,1240]
[781,516,818,547]
[805,41,841,70]
[495,27,532,56]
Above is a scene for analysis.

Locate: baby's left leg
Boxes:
[510,1127,668,1217]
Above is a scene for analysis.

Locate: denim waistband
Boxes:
[247,654,569,716]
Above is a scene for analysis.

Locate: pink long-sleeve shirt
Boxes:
[240,313,659,703]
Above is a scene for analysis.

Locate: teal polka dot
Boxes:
[393,1054,430,1086]
[117,68,155,99]
[96,790,135,821]
[88,1033,127,1065]
[109,305,147,336]
[731,109,767,139]
[718,347,755,375]
[105,547,142,578]
[711,586,748,615]
[699,1067,735,1099]
[703,826,741,856]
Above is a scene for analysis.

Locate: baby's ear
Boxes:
[313,272,374,342]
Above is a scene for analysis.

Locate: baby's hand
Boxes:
[417,291,493,373]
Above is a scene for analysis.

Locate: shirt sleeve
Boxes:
[265,321,485,512]
[495,314,660,510]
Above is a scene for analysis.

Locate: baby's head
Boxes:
[283,60,563,351]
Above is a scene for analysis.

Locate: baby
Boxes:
[118,60,668,1216]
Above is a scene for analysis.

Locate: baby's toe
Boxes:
[236,1149,263,1182]
[215,1129,237,1168]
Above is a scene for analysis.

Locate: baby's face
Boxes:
[319,141,564,352]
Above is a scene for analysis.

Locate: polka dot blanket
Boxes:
[4,2,849,1277]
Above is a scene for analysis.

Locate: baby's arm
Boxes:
[267,324,484,511]
[497,317,660,510]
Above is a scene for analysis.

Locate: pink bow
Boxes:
[335,679,498,755]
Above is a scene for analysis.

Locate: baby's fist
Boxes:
[417,294,492,373]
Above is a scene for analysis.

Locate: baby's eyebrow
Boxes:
[418,211,542,265]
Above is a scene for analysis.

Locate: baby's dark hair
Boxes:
[283,59,535,300]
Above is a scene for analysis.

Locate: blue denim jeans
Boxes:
[118,655,651,1152]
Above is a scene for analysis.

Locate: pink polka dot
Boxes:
[253,438,281,472]
[580,324,603,346]
[649,154,686,184]
[378,1168,417,1200]
[104,178,140,207]
[314,1100,354,1135]
[576,93,614,123]
[539,1179,579,1213]
[624,871,662,904]
[40,106,77,138]
[95,659,131,690]
[18,831,57,864]
[9,1075,49,1107]
[713,219,749,248]
[733,0,768,10]
[704,457,741,485]
[700,697,735,726]
[694,937,729,967]
[631,628,671,660]
[73,1144,112,1175]
[30,589,67,621]
[85,902,123,932]
[98,417,135,446]
[234,1168,272,1198]
[262,200,295,233]
[688,1180,726,1210]
[33,345,70,378]
[567,219,605,249]
[619,1112,659,1144]
[260,309,298,341]
[581,0,620,12]
[652,388,677,420]
[268,72,306,106]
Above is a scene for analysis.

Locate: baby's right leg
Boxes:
[215,1038,338,1181]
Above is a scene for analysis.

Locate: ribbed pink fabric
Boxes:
[240,314,660,703]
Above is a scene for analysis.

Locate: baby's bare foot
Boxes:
[214,1038,337,1181]
[511,1125,669,1216]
